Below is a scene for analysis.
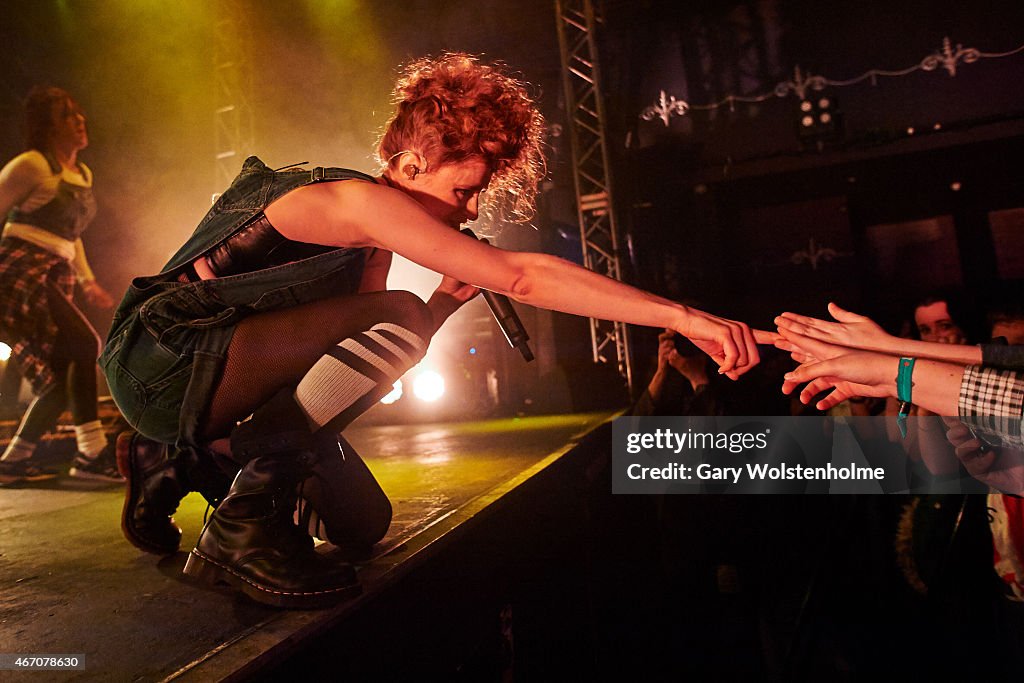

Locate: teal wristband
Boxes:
[896,357,916,404]
[896,357,916,439]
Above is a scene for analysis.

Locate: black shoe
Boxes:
[117,432,183,555]
[0,458,59,485]
[232,391,391,548]
[183,388,360,609]
[69,445,124,483]
[296,434,392,549]
[184,454,361,609]
[117,431,234,555]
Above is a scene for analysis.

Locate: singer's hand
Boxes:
[435,274,481,305]
[675,306,769,379]
[427,275,480,334]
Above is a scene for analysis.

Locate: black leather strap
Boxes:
[206,212,334,277]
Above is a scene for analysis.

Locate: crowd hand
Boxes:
[782,350,894,411]
[671,353,711,388]
[656,329,678,371]
[775,326,851,365]
[775,324,891,408]
[657,329,710,387]
[81,279,114,309]
[676,306,776,380]
[775,302,896,355]
[942,416,1024,495]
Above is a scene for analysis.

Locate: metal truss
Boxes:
[212,0,255,193]
[554,0,633,391]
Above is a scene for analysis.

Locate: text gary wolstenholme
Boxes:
[627,461,885,484]
[612,416,897,494]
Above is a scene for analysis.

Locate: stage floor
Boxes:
[0,411,615,682]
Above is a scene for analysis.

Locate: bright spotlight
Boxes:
[0,343,9,361]
[413,370,445,402]
[380,380,403,405]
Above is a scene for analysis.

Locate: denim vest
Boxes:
[8,152,96,241]
[100,156,375,446]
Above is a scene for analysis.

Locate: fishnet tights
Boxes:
[201,290,432,441]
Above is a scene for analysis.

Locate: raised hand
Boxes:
[774,327,850,365]
[942,416,1024,495]
[775,302,895,354]
[655,329,678,371]
[781,351,896,411]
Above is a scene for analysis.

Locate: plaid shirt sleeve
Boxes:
[958,365,1024,448]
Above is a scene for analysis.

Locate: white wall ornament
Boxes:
[640,36,1024,126]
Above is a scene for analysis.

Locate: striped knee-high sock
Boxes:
[295,322,427,431]
[74,420,107,459]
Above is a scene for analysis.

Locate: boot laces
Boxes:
[201,495,225,526]
[295,475,328,543]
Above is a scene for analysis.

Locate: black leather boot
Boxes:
[297,434,392,550]
[116,431,235,555]
[182,388,360,608]
[233,391,392,549]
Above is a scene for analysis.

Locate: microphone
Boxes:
[460,228,534,362]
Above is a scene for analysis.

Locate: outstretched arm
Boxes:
[776,302,982,365]
[782,350,965,416]
[268,180,772,376]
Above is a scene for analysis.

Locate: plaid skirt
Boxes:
[0,236,81,395]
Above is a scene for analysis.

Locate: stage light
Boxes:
[380,380,403,405]
[796,93,842,149]
[413,370,445,402]
[469,347,477,355]
[0,343,9,362]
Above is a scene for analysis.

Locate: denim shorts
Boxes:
[101,248,365,447]
[100,283,239,444]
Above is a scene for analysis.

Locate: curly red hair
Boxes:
[378,53,546,222]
